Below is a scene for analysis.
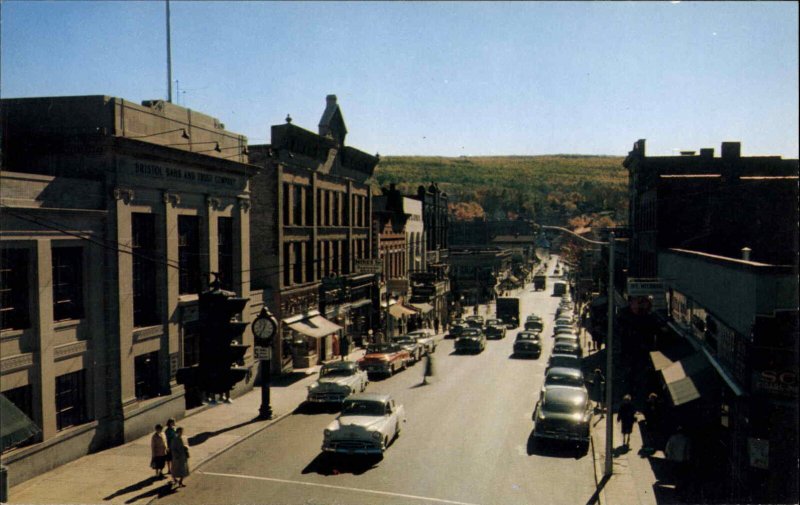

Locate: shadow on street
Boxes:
[187,416,261,446]
[103,475,163,500]
[302,452,382,476]
[584,473,611,505]
[124,482,177,503]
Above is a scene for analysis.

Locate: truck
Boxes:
[552,280,567,297]
[533,274,547,291]
[496,297,520,329]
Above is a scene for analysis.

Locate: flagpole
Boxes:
[166,0,173,103]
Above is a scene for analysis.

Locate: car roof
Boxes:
[516,331,540,339]
[546,366,584,379]
[345,392,392,403]
[322,360,358,370]
[543,385,588,404]
[462,328,482,334]
[549,353,580,363]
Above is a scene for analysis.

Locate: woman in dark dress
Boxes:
[617,394,637,447]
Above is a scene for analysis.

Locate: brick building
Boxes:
[248,95,379,370]
[1,96,256,485]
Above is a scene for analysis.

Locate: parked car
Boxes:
[322,393,406,455]
[542,366,586,393]
[553,340,583,358]
[513,331,542,358]
[532,385,591,451]
[358,343,411,376]
[555,317,575,327]
[554,334,580,346]
[524,319,544,332]
[407,329,437,353]
[546,353,582,372]
[391,335,424,364]
[454,327,486,353]
[307,361,369,404]
[553,324,577,336]
[484,319,507,339]
[465,315,485,328]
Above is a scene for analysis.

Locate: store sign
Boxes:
[254,346,272,360]
[752,369,798,398]
[627,278,667,311]
[354,259,382,274]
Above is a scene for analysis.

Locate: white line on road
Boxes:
[200,470,483,505]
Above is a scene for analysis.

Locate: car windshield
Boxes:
[341,400,386,417]
[321,367,354,378]
[517,333,538,340]
[546,373,584,388]
[367,343,399,354]
[486,319,501,325]
[549,355,579,368]
[543,391,587,413]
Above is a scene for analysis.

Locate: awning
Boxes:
[389,303,417,318]
[1,394,41,452]
[649,339,695,371]
[661,352,719,406]
[507,275,520,284]
[410,302,433,314]
[286,313,342,339]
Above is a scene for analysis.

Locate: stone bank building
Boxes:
[0,96,257,486]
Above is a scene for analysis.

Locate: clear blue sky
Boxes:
[2,1,798,158]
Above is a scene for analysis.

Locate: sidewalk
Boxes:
[6,346,375,504]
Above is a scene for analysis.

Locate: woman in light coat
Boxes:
[150,424,168,478]
[169,427,190,487]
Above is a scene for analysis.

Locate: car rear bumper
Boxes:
[533,428,589,443]
[307,393,348,403]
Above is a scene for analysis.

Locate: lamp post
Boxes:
[539,225,616,477]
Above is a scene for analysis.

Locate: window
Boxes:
[317,189,323,226]
[217,217,233,290]
[305,240,314,283]
[283,183,291,226]
[342,240,350,274]
[283,243,292,287]
[52,247,83,321]
[343,194,350,226]
[1,248,30,330]
[333,192,340,226]
[2,385,38,449]
[132,214,158,327]
[293,185,303,226]
[304,187,313,226]
[332,241,340,275]
[183,322,200,367]
[293,242,303,284]
[324,241,331,277]
[178,216,201,295]
[55,370,87,431]
[135,351,160,400]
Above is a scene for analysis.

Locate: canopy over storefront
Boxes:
[1,394,41,452]
[409,302,433,314]
[661,352,719,406]
[389,303,417,318]
[284,311,342,339]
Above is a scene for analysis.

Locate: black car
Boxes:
[484,319,507,339]
[542,367,586,392]
[552,340,582,358]
[513,331,541,358]
[448,320,467,339]
[454,328,486,353]
[546,353,582,372]
[532,385,591,451]
[465,315,485,328]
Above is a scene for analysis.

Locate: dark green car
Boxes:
[532,385,591,452]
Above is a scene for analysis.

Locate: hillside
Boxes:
[372,155,628,225]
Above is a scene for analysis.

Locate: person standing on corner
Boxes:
[617,394,637,447]
[150,424,168,478]
[164,418,177,475]
[169,427,190,488]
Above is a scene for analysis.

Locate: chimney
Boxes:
[741,247,752,261]
[721,142,741,159]
[326,94,337,106]
[680,151,696,156]
[699,148,714,158]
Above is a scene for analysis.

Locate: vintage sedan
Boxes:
[553,340,583,358]
[407,329,437,353]
[484,319,507,339]
[358,343,410,376]
[465,315,485,328]
[307,361,369,404]
[454,327,486,353]
[322,393,406,455]
[513,331,542,358]
[447,320,468,339]
[532,385,592,451]
[391,334,424,363]
[546,353,582,372]
[524,319,544,332]
[542,366,586,393]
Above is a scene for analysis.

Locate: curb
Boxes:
[590,431,604,505]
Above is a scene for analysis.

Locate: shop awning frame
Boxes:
[409,302,434,314]
[284,311,342,339]
[660,352,719,406]
[389,303,417,318]
[1,394,41,452]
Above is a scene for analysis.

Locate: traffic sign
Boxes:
[254,346,272,361]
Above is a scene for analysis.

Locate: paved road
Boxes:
[155,267,596,504]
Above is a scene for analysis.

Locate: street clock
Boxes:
[252,307,277,348]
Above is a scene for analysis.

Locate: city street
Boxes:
[155,268,598,505]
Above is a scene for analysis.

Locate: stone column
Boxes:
[33,239,56,439]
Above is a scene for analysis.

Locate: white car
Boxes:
[407,329,437,354]
[322,393,406,455]
[307,361,368,404]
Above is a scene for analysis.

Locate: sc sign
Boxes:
[755,369,798,397]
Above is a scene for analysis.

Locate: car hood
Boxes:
[331,415,387,431]
[316,376,357,387]
[361,352,393,361]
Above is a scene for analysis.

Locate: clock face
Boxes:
[252,316,275,340]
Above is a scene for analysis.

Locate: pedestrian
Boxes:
[591,369,606,414]
[434,318,440,335]
[644,392,662,436]
[617,394,637,447]
[665,426,692,498]
[164,418,176,474]
[169,426,190,488]
[421,353,435,385]
[150,424,168,478]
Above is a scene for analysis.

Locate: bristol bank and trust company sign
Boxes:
[119,157,244,192]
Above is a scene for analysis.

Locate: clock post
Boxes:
[252,306,278,419]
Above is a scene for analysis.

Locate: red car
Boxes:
[358,343,411,376]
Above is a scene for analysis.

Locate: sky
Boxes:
[2,1,798,158]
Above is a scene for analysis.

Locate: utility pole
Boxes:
[604,232,615,477]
